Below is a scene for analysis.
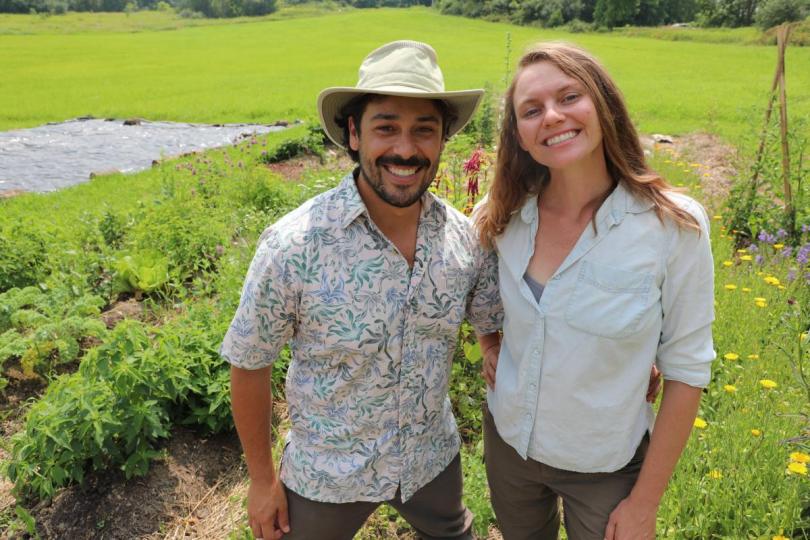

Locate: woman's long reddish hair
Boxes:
[476,42,698,247]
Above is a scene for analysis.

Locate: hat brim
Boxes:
[317,86,485,148]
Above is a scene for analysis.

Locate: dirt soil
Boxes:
[0,132,739,540]
[27,427,244,540]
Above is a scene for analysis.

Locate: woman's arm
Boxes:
[604,379,702,540]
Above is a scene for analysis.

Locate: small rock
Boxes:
[652,134,674,144]
[123,118,143,126]
[272,120,289,127]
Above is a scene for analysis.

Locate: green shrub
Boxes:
[756,0,809,29]
[129,197,230,283]
[0,224,49,293]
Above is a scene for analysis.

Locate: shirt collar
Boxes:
[518,182,653,226]
[337,170,446,230]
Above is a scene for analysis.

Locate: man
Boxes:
[220,40,503,540]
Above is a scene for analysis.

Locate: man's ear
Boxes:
[348,117,360,152]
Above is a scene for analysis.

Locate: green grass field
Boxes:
[1,7,809,144]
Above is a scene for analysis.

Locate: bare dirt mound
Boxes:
[30,427,242,539]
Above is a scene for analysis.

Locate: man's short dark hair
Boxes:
[334,94,458,163]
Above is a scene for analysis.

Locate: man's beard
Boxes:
[358,153,437,208]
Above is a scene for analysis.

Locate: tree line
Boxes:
[436,0,809,30]
[0,0,807,28]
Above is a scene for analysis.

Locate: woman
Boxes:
[475,43,715,540]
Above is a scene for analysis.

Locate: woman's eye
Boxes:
[521,108,539,118]
[562,93,579,103]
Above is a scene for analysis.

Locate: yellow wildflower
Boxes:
[693,418,708,429]
[723,384,737,393]
[787,462,808,476]
[748,354,760,360]
[759,379,778,389]
[712,215,722,221]
[742,287,752,292]
[755,299,767,308]
[751,429,762,437]
[724,353,739,361]
[724,284,737,290]
[722,260,733,267]
[707,470,723,479]
[764,276,781,286]
[774,243,784,249]
[740,255,752,261]
[774,535,789,540]
[790,452,810,464]
[756,271,764,276]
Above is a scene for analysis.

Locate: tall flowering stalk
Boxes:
[462,147,491,215]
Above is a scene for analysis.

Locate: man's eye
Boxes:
[376,125,395,133]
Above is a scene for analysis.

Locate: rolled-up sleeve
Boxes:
[656,200,715,387]
[220,227,298,370]
[466,245,504,335]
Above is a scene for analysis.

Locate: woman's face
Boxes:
[512,61,604,174]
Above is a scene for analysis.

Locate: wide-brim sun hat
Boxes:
[318,40,484,148]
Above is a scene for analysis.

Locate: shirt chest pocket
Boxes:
[565,261,654,339]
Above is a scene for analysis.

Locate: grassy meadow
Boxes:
[1,6,809,539]
[1,7,810,144]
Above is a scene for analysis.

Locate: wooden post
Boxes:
[776,24,794,237]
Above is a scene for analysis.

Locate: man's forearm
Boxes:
[231,365,277,483]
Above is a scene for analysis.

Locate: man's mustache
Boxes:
[376,155,430,168]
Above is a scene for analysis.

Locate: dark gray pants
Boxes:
[483,405,648,540]
[282,453,474,540]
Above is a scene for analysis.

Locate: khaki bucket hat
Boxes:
[317,40,484,148]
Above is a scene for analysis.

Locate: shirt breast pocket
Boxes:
[565,261,654,339]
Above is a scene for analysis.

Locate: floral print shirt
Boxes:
[221,173,502,503]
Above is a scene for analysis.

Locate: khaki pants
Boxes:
[483,405,648,540]
[282,453,474,540]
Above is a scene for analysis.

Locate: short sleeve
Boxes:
[466,244,504,335]
[656,198,715,387]
[220,227,299,369]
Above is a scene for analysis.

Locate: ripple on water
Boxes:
[0,118,288,193]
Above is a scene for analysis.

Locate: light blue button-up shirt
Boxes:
[489,182,715,473]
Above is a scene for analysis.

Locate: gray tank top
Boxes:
[523,272,545,303]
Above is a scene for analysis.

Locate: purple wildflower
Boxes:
[786,269,797,282]
[781,246,793,258]
[747,243,758,253]
[777,228,788,239]
[756,254,765,265]
[802,224,810,233]
[797,243,810,265]
[758,230,776,244]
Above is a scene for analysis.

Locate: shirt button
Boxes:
[529,383,537,391]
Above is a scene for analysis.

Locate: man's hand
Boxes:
[646,365,662,403]
[248,476,290,540]
[481,343,500,389]
[603,494,657,540]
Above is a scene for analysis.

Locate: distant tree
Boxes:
[755,0,809,27]
[697,0,761,26]
[594,0,639,27]
[635,0,664,24]
[662,0,698,22]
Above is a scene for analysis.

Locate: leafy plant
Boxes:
[0,284,107,388]
[113,251,170,296]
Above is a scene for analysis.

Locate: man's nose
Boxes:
[393,133,419,158]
